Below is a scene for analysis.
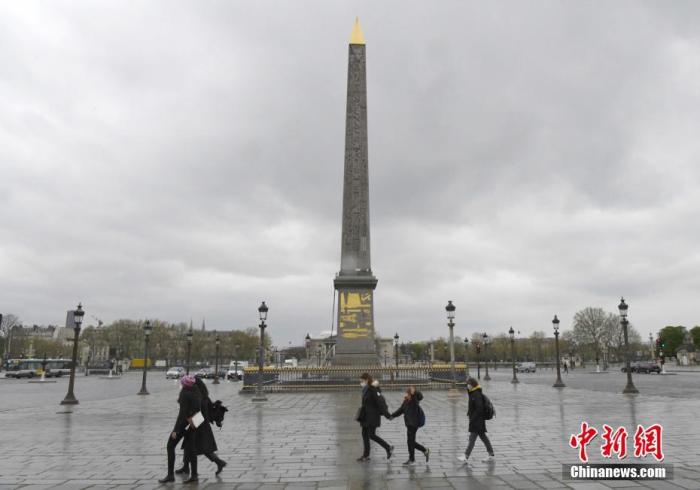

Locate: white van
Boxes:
[516,362,537,373]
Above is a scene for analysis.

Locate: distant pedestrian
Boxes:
[459,377,495,464]
[563,360,569,374]
[355,373,393,462]
[159,375,201,483]
[175,377,227,477]
[390,386,430,465]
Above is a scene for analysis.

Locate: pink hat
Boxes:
[180,375,196,387]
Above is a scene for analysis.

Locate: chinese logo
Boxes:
[569,422,663,462]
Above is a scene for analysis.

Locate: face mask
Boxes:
[466,384,473,390]
[360,381,367,387]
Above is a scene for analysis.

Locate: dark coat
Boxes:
[467,386,487,434]
[192,394,218,455]
[179,381,219,455]
[391,391,424,428]
[173,386,201,433]
[358,384,390,428]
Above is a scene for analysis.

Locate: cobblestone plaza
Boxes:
[1,370,699,489]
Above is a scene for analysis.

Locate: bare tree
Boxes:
[573,307,607,370]
[1,314,21,360]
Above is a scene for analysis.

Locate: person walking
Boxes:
[390,386,430,465]
[459,377,495,464]
[563,360,569,374]
[175,377,227,477]
[355,373,393,462]
[159,375,201,483]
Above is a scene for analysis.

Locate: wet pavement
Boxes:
[0,369,699,489]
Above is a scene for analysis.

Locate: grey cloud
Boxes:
[2,1,700,345]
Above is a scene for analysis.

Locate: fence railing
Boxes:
[241,365,468,392]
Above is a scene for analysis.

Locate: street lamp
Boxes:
[185,326,193,375]
[483,333,491,381]
[305,333,311,365]
[475,341,481,380]
[509,326,519,384]
[213,331,220,384]
[394,332,399,369]
[383,349,387,367]
[253,301,268,402]
[61,303,84,405]
[619,298,638,394]
[463,338,469,369]
[138,320,153,395]
[233,343,241,381]
[552,315,565,388]
[317,346,322,367]
[445,301,456,390]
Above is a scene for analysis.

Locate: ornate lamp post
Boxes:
[474,340,482,379]
[445,301,456,390]
[619,298,638,394]
[253,301,268,402]
[233,343,241,381]
[138,320,153,395]
[185,326,193,375]
[383,349,387,367]
[509,326,519,384]
[463,338,469,370]
[213,331,221,384]
[305,333,311,365]
[552,315,565,388]
[483,333,491,381]
[394,332,399,368]
[61,303,84,405]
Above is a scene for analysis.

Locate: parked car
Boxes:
[516,362,537,373]
[227,368,244,381]
[166,366,185,379]
[621,361,642,373]
[634,362,661,374]
[195,368,212,379]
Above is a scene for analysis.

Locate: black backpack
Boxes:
[482,394,495,420]
[417,405,426,427]
[209,400,229,428]
[376,391,389,416]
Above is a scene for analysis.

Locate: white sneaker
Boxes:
[457,455,469,463]
[481,455,495,462]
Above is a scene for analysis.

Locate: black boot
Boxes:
[175,466,189,475]
[215,458,227,476]
[158,474,175,483]
[183,475,198,484]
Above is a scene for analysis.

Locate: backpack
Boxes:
[376,391,389,416]
[482,394,495,420]
[417,405,426,427]
[209,400,229,428]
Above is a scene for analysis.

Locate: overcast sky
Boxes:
[2,1,699,345]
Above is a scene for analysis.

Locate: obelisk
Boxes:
[333,19,379,365]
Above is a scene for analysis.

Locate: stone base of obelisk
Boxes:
[333,353,380,366]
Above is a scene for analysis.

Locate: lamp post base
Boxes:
[623,385,639,394]
[60,396,79,405]
[213,378,220,385]
[138,388,149,395]
[510,378,519,384]
[484,373,491,381]
[553,379,566,388]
